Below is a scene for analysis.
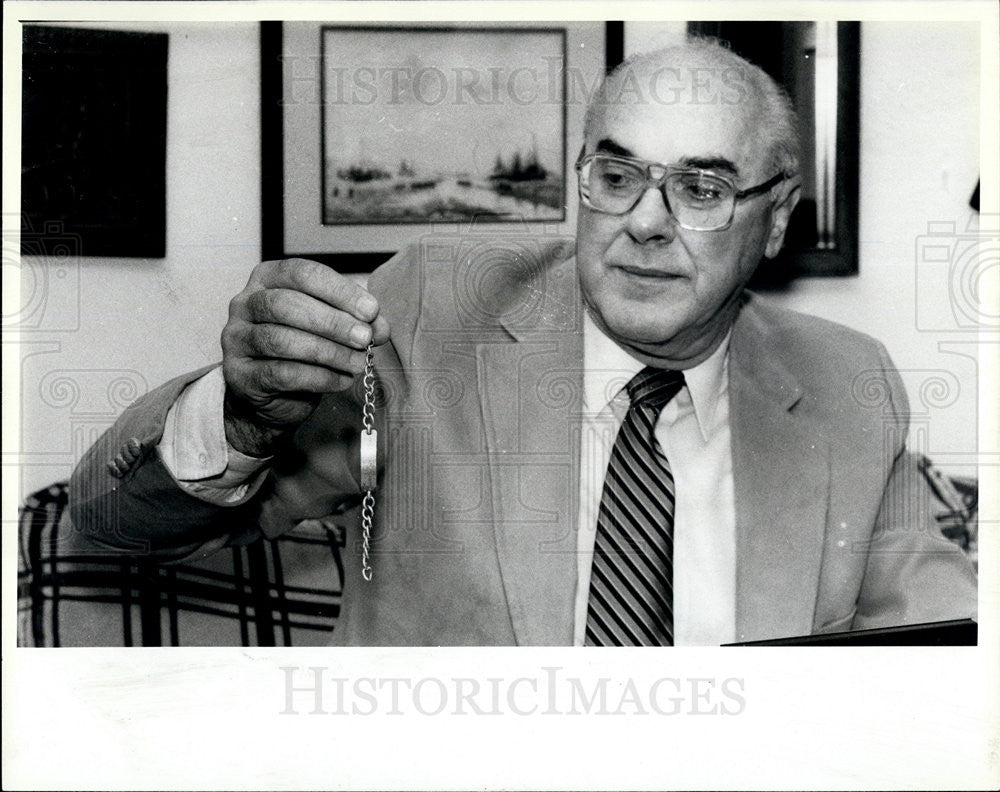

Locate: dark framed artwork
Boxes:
[320,26,566,227]
[261,21,609,270]
[21,25,168,258]
[687,21,861,284]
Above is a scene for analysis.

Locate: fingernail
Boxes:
[351,324,371,346]
[358,295,378,317]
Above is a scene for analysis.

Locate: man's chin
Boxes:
[596,308,688,349]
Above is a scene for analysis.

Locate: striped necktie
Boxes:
[585,366,685,646]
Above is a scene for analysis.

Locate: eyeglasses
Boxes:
[575,153,789,231]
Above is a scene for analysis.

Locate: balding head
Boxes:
[584,37,800,177]
[573,36,803,368]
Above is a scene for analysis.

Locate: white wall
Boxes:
[15,21,986,496]
[771,22,982,477]
[17,23,260,495]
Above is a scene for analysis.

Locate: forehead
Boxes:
[587,54,768,178]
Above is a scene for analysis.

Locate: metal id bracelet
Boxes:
[360,344,377,581]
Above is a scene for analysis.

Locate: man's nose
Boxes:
[625,186,679,244]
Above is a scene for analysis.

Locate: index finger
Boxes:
[256,258,380,323]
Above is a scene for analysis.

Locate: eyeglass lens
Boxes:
[585,157,736,230]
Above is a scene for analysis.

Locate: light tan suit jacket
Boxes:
[70,239,978,644]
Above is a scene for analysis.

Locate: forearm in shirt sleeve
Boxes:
[159,365,272,506]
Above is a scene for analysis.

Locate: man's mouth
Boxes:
[614,263,685,279]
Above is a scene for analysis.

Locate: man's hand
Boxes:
[221,258,390,456]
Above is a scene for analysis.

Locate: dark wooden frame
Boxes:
[261,21,621,270]
[687,21,861,282]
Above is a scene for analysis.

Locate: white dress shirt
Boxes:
[574,310,736,646]
[159,316,737,645]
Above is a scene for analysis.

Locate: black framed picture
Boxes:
[21,25,168,258]
[262,21,608,270]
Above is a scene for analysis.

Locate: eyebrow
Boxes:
[679,156,740,177]
[596,138,634,158]
[595,138,741,178]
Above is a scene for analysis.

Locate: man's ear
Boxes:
[764,176,801,259]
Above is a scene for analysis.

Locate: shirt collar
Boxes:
[582,308,730,441]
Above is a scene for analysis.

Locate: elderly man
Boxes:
[70,39,977,645]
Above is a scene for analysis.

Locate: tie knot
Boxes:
[626,366,685,411]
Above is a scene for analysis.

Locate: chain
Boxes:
[360,343,377,582]
[361,491,375,581]
[362,344,376,433]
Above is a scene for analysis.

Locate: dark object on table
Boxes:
[727,619,976,646]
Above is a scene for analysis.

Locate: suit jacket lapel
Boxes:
[729,299,831,642]
[476,269,832,645]
[476,257,583,646]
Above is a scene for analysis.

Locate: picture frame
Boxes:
[685,20,861,283]
[261,21,609,270]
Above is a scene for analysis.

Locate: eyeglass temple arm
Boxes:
[735,171,791,199]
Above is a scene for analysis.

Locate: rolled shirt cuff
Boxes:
[158,366,271,505]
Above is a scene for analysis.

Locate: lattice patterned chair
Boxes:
[17,481,345,646]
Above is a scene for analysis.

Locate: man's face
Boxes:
[576,67,797,362]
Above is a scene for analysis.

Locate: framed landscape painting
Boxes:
[321,26,566,226]
[266,21,608,267]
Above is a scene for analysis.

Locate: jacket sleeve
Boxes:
[853,449,978,629]
[67,247,422,562]
[852,341,978,629]
[67,365,266,561]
